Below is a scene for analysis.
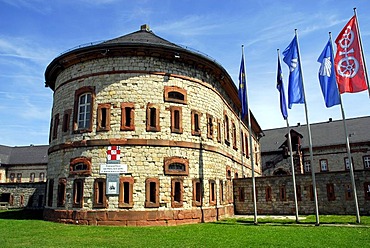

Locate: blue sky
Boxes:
[0,0,369,146]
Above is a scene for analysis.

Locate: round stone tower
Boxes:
[43,24,262,226]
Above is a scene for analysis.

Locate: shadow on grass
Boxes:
[0,209,44,220]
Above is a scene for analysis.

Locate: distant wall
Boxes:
[0,182,46,209]
[234,170,370,215]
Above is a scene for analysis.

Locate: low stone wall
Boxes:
[0,182,46,209]
[234,170,370,215]
[43,205,234,226]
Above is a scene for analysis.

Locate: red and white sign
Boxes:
[107,146,120,161]
[334,15,368,94]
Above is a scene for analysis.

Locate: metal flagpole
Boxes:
[353,8,370,97]
[278,49,299,222]
[286,118,299,222]
[329,32,361,223]
[242,45,258,225]
[295,29,320,226]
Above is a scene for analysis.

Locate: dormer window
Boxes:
[164,86,187,104]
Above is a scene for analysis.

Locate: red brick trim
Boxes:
[97,103,111,132]
[120,103,135,131]
[164,86,187,104]
[164,157,189,176]
[170,106,183,134]
[119,176,134,208]
[72,86,95,133]
[146,103,160,132]
[145,178,159,208]
[171,178,183,208]
[70,157,92,176]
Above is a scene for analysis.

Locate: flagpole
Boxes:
[353,8,370,97]
[295,29,320,226]
[329,32,361,223]
[278,49,299,223]
[242,45,258,225]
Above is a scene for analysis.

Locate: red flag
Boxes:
[334,15,368,93]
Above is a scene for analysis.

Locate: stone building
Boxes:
[0,145,48,209]
[234,116,370,216]
[43,25,263,226]
[261,116,370,176]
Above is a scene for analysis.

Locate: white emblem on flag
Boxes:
[319,57,331,77]
[290,58,297,72]
[337,25,359,78]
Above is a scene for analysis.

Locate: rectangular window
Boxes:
[219,180,224,204]
[238,187,245,202]
[73,86,95,133]
[344,157,353,171]
[119,177,134,208]
[10,173,15,182]
[191,110,201,136]
[344,184,353,200]
[265,186,272,201]
[170,106,183,134]
[363,156,370,169]
[145,178,159,208]
[171,178,183,208]
[327,183,336,201]
[320,159,328,172]
[232,122,237,150]
[146,104,160,132]
[224,113,230,145]
[120,103,135,131]
[47,179,54,207]
[280,185,286,201]
[304,161,311,173]
[73,179,84,208]
[209,180,216,205]
[29,173,35,183]
[93,178,107,208]
[57,178,66,207]
[296,185,302,201]
[241,131,245,155]
[62,109,72,133]
[192,179,202,207]
[244,133,249,157]
[217,119,222,143]
[207,114,213,139]
[97,103,111,131]
[364,182,370,200]
[39,173,45,182]
[52,113,59,140]
[16,173,22,183]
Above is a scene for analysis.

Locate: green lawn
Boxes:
[0,210,369,247]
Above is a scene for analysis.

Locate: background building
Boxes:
[0,145,48,209]
[43,25,262,226]
[234,116,370,215]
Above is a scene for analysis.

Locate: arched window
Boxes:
[164,86,187,104]
[164,157,189,176]
[70,157,92,176]
[73,86,95,133]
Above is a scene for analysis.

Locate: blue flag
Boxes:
[277,55,288,119]
[283,35,305,109]
[317,38,340,108]
[239,55,248,118]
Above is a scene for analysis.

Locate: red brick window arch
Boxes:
[164,157,189,176]
[73,86,95,133]
[70,157,92,176]
[164,86,187,104]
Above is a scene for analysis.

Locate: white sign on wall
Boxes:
[106,173,119,195]
[100,164,128,174]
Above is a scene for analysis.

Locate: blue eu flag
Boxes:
[283,35,305,109]
[277,55,288,119]
[317,38,340,108]
[239,55,248,119]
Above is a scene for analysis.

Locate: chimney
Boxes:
[140,24,150,32]
[329,118,332,122]
[297,122,300,127]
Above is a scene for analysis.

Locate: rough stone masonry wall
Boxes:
[0,182,46,209]
[45,55,261,225]
[234,170,370,215]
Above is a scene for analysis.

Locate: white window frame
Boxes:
[77,93,92,129]
[364,156,370,169]
[320,159,328,172]
[304,161,311,173]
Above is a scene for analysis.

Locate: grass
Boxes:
[0,210,369,247]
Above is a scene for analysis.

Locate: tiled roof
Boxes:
[261,116,370,153]
[0,145,48,165]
